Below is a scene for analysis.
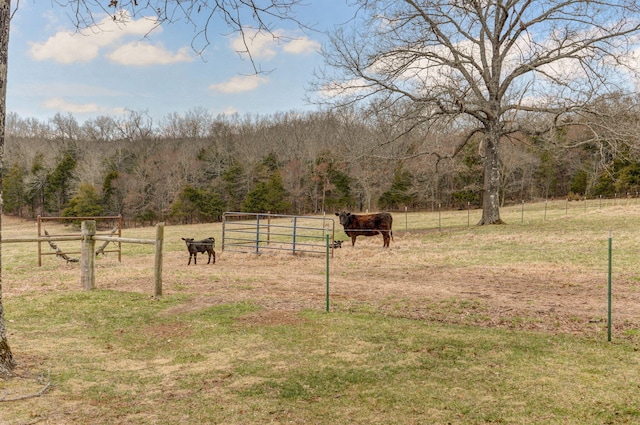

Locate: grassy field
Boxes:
[1,201,640,424]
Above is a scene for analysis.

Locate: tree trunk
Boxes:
[0,0,14,377]
[478,132,504,225]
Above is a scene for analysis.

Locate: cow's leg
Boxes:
[383,232,390,247]
[212,251,216,264]
[351,235,357,246]
[193,253,197,265]
[188,254,193,265]
[207,251,212,264]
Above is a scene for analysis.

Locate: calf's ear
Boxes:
[335,212,339,216]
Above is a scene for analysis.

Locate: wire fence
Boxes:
[396,196,640,232]
[347,197,640,296]
[378,198,640,340]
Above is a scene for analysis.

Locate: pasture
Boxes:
[2,200,640,424]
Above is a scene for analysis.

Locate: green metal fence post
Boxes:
[326,235,330,312]
[608,231,613,342]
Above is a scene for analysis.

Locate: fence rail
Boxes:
[37,215,123,265]
[3,220,164,297]
[2,236,83,243]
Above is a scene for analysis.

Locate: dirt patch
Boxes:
[144,322,193,340]
[4,226,637,339]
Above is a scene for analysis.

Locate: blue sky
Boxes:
[7,2,355,123]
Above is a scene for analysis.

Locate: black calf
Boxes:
[181,237,216,265]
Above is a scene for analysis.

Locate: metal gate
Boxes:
[222,212,335,255]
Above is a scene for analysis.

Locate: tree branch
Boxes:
[0,371,52,402]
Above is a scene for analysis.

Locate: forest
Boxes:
[5,92,640,226]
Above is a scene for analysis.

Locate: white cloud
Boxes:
[29,32,104,63]
[42,97,104,114]
[316,77,370,100]
[209,75,269,93]
[283,37,321,55]
[28,11,162,64]
[231,30,279,60]
[107,42,193,66]
[230,29,321,60]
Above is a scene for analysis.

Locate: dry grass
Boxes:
[4,204,640,336]
[2,203,640,424]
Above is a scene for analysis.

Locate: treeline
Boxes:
[5,94,640,225]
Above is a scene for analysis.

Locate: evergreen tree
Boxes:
[569,170,589,196]
[3,162,26,216]
[379,166,414,210]
[46,150,78,214]
[311,153,354,211]
[326,168,353,210]
[221,163,247,212]
[25,153,48,217]
[243,171,290,213]
[62,183,104,219]
[171,185,226,223]
[264,171,291,213]
[102,169,117,206]
[242,182,270,213]
[615,162,640,195]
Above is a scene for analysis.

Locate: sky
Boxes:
[7,1,356,124]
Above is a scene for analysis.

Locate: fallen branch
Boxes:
[44,230,79,263]
[0,381,51,402]
[0,372,52,402]
[95,227,118,256]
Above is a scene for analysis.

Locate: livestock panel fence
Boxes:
[222,212,336,256]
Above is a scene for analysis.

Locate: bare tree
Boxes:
[571,93,640,169]
[82,115,119,142]
[115,110,155,141]
[315,0,640,225]
[0,0,304,377]
[0,0,14,378]
[159,107,213,139]
[50,113,82,143]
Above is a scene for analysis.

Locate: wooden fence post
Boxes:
[81,220,96,291]
[154,223,164,297]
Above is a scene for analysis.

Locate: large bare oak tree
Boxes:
[0,0,303,377]
[315,0,640,225]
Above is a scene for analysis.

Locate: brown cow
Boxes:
[335,211,393,247]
